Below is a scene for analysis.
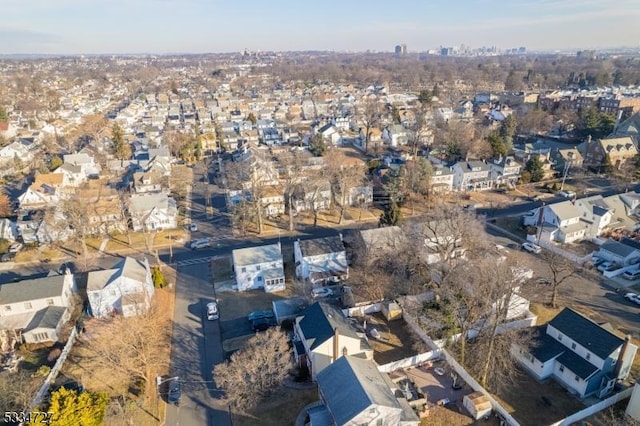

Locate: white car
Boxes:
[558,190,576,198]
[8,242,23,253]
[624,293,640,305]
[521,242,542,254]
[311,287,333,298]
[206,301,219,320]
[597,261,619,273]
[189,239,210,250]
[189,223,198,232]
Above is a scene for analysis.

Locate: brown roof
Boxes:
[34,173,64,187]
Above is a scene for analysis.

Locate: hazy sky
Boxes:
[3,0,640,54]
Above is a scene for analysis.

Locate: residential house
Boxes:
[406,220,466,265]
[523,201,588,244]
[53,162,86,187]
[0,218,16,242]
[85,257,154,318]
[63,152,101,178]
[128,193,178,232]
[552,147,584,174]
[574,196,614,238]
[0,140,34,164]
[595,238,640,266]
[513,308,637,398]
[291,180,332,213]
[452,160,493,191]
[383,124,409,147]
[260,188,285,217]
[613,111,640,143]
[582,135,638,170]
[293,302,373,380]
[430,164,454,192]
[131,171,167,194]
[346,226,406,265]
[0,270,75,347]
[232,243,285,292]
[488,156,521,188]
[313,356,420,426]
[294,236,348,285]
[18,173,67,211]
[348,185,373,206]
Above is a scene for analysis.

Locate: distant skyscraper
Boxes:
[394,45,402,56]
[401,44,407,55]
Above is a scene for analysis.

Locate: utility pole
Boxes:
[560,158,572,191]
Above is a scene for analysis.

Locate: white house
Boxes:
[63,152,101,178]
[383,124,409,147]
[86,257,154,318]
[513,308,637,399]
[348,185,373,206]
[17,173,67,211]
[0,270,75,347]
[294,236,349,285]
[488,156,521,188]
[430,164,454,193]
[232,243,285,292]
[523,201,587,244]
[293,302,373,380]
[128,193,178,232]
[452,160,493,192]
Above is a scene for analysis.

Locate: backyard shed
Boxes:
[381,301,402,321]
[463,391,492,420]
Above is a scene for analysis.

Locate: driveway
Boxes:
[166,261,231,426]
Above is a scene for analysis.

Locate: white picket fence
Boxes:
[27,326,79,412]
[377,350,442,373]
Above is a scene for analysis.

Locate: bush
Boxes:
[151,266,166,289]
[0,238,9,254]
[31,365,51,378]
[48,348,62,363]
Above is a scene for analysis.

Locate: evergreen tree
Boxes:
[111,123,131,160]
[48,388,108,426]
[487,131,507,157]
[602,153,614,174]
[379,201,402,226]
[525,157,545,182]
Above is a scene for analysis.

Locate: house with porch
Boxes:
[232,243,285,293]
[85,257,154,318]
[293,302,372,380]
[522,201,588,244]
[452,160,493,191]
[0,270,75,348]
[128,193,178,232]
[582,135,638,171]
[430,164,454,193]
[294,236,349,285]
[513,308,637,399]
[488,156,521,188]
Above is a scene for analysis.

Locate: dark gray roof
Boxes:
[600,240,637,258]
[528,327,566,362]
[298,302,360,350]
[620,237,640,252]
[549,308,624,359]
[557,350,599,380]
[317,356,409,425]
[299,236,345,257]
[24,306,67,332]
[0,275,68,305]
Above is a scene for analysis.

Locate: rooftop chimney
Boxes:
[333,327,339,362]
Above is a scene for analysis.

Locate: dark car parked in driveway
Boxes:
[167,378,181,406]
[251,316,277,332]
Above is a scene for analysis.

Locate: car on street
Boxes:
[311,287,333,298]
[189,223,198,232]
[206,301,219,320]
[558,190,576,198]
[591,256,606,267]
[167,378,181,406]
[624,293,640,305]
[521,242,542,254]
[8,242,23,253]
[189,238,210,250]
[247,310,275,322]
[597,261,619,273]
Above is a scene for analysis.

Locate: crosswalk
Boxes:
[176,257,214,267]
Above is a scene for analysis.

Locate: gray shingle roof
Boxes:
[0,275,67,305]
[317,356,412,425]
[299,236,345,257]
[556,350,599,380]
[549,308,624,359]
[24,306,67,332]
[298,302,360,351]
[528,327,566,362]
[87,257,148,291]
[232,243,282,267]
[600,240,638,258]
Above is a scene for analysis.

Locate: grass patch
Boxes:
[530,302,562,326]
[234,387,317,426]
[492,216,526,239]
[212,256,233,284]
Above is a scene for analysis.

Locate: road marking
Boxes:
[177,257,216,267]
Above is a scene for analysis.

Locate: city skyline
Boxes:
[3,0,640,55]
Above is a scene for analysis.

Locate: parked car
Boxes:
[623,269,640,280]
[247,310,275,322]
[8,242,23,253]
[189,238,210,250]
[311,287,333,298]
[521,242,542,254]
[251,316,276,331]
[624,293,640,305]
[206,301,219,320]
[167,378,181,406]
[189,223,198,232]
[558,190,576,198]
[591,256,606,267]
[597,261,619,273]
[0,253,15,262]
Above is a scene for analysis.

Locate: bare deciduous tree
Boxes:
[325,149,367,224]
[357,99,382,154]
[540,250,579,308]
[213,328,291,412]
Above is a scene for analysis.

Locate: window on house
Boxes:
[586,353,591,361]
[257,276,262,282]
[241,267,246,273]
[4,305,11,312]
[33,332,48,342]
[559,365,565,372]
[571,343,576,350]
[46,299,54,306]
[558,333,563,341]
[612,358,617,366]
[24,302,32,310]
[256,265,261,271]
[574,375,580,382]
[109,289,116,296]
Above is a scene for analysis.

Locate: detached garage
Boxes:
[463,391,492,420]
